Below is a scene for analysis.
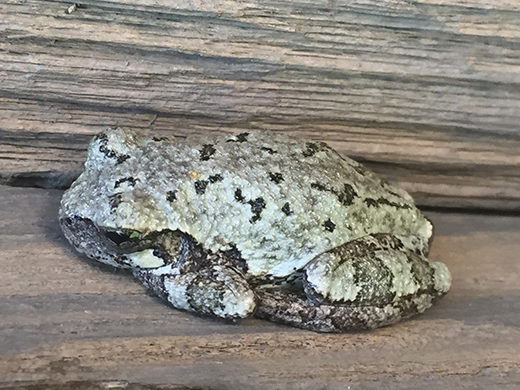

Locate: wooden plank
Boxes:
[1,0,520,210]
[1,185,519,388]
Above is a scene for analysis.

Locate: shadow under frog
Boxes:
[59,128,451,332]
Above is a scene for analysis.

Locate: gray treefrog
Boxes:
[59,128,451,332]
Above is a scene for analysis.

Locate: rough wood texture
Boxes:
[1,185,519,389]
[1,1,520,388]
[1,0,520,210]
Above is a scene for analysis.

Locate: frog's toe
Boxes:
[186,265,257,319]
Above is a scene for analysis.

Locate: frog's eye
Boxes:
[104,230,139,245]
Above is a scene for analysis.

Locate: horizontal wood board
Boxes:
[1,0,520,210]
[0,185,519,388]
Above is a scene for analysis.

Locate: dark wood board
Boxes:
[1,185,519,389]
[1,0,520,210]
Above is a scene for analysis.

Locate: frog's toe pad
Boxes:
[135,264,256,320]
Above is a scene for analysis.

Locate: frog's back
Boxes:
[60,128,431,277]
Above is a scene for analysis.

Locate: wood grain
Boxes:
[1,0,520,210]
[1,184,519,388]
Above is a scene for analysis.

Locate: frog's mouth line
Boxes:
[60,215,181,268]
[102,229,176,269]
[102,229,159,254]
[103,230,135,246]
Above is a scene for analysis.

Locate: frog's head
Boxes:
[59,128,187,270]
[59,214,188,271]
[59,182,177,270]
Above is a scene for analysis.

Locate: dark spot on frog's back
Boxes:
[282,202,293,216]
[95,133,109,142]
[302,142,321,157]
[338,183,357,206]
[114,176,137,189]
[233,188,266,222]
[194,180,208,195]
[193,175,223,195]
[208,174,223,183]
[364,197,412,210]
[236,132,250,142]
[268,172,284,184]
[364,198,379,208]
[248,197,266,223]
[166,190,177,202]
[260,146,277,154]
[95,132,130,164]
[98,144,115,159]
[234,188,245,202]
[310,182,328,192]
[311,182,357,206]
[199,144,216,161]
[323,218,336,232]
[302,141,329,157]
[116,154,130,164]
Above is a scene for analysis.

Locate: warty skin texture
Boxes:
[59,128,451,331]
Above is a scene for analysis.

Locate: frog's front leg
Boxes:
[61,217,256,320]
[134,252,256,320]
[255,233,451,332]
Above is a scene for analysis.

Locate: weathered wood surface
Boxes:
[1,185,519,389]
[1,0,520,210]
[1,1,520,387]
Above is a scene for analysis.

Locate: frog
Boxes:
[59,127,451,332]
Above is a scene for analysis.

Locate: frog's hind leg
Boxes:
[255,233,451,332]
[134,252,256,320]
[255,289,415,332]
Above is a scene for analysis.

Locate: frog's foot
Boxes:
[255,289,433,332]
[134,259,256,320]
[256,233,451,332]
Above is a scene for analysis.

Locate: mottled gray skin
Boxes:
[59,128,451,332]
